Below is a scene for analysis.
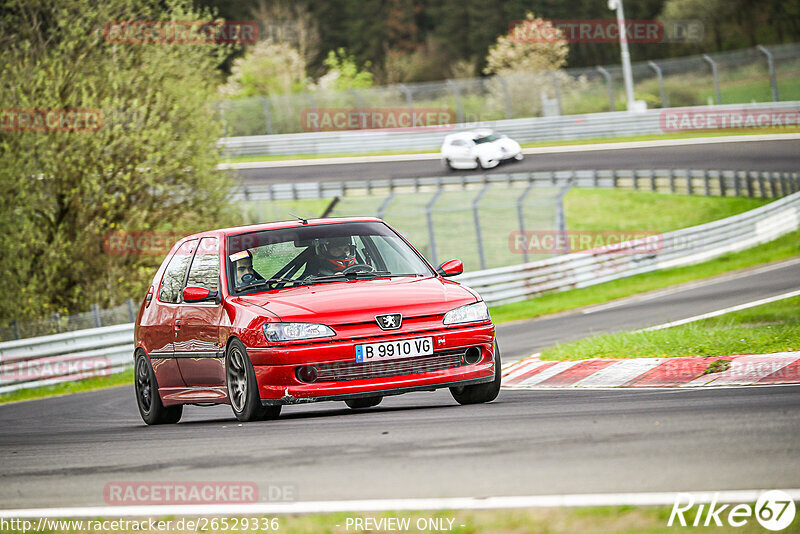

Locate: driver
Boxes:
[306,236,358,277]
[233,253,264,287]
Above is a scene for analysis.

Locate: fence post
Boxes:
[651,169,657,192]
[91,304,101,328]
[702,55,721,105]
[670,169,677,194]
[596,66,615,112]
[747,171,755,197]
[718,171,726,197]
[303,93,317,131]
[556,184,572,254]
[757,45,779,102]
[446,80,464,124]
[259,97,274,135]
[10,319,19,340]
[647,61,668,108]
[377,192,395,219]
[126,298,136,323]
[549,71,563,116]
[426,188,444,266]
[758,172,767,198]
[734,170,743,197]
[496,76,513,119]
[770,172,778,198]
[703,169,710,196]
[686,170,693,195]
[472,184,491,270]
[398,84,414,117]
[516,183,535,263]
[51,313,61,334]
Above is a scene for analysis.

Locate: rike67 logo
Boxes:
[669,491,796,531]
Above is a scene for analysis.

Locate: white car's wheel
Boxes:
[514,153,524,161]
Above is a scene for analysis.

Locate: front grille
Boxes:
[314,349,466,382]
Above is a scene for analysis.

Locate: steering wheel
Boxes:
[342,263,375,274]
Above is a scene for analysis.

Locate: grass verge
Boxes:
[221,129,800,163]
[489,228,800,324]
[3,506,795,533]
[0,367,133,405]
[540,296,800,361]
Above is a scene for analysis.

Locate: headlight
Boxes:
[443,302,490,325]
[263,322,335,342]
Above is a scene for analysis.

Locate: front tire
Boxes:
[134,351,183,425]
[345,396,383,409]
[450,342,501,405]
[226,339,281,422]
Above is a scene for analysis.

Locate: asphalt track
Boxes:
[1,259,798,510]
[235,138,800,184]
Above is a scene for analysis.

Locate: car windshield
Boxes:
[226,221,435,294]
[474,133,500,144]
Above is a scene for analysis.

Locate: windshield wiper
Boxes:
[305,271,425,283]
[236,277,305,291]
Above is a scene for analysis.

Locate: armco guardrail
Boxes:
[2,191,798,393]
[454,191,800,304]
[232,168,800,202]
[0,324,134,394]
[219,101,800,157]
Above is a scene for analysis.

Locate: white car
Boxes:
[440,129,523,170]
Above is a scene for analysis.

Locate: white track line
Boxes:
[581,257,800,315]
[517,361,580,386]
[3,490,799,518]
[219,133,800,169]
[638,289,800,332]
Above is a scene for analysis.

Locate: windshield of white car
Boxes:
[226,221,435,295]
[474,134,500,144]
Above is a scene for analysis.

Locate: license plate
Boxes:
[355,337,433,363]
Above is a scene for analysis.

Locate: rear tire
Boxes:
[134,351,183,425]
[443,158,455,171]
[450,342,501,405]
[474,157,485,170]
[345,396,383,409]
[226,339,281,422]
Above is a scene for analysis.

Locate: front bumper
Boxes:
[246,323,495,404]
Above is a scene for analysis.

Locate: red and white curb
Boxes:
[501,351,800,388]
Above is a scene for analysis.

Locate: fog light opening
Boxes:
[296,365,318,383]
[464,346,482,365]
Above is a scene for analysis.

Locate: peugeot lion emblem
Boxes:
[376,313,402,330]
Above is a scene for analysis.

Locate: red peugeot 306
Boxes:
[134,217,500,424]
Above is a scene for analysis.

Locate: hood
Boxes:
[237,276,478,325]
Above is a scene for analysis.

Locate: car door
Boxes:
[175,236,226,389]
[148,239,198,389]
[449,139,472,167]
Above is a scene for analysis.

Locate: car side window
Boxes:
[451,139,465,147]
[186,237,220,292]
[158,240,198,304]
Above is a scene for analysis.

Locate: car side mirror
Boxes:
[437,259,463,277]
[183,286,219,304]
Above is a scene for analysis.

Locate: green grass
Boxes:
[489,228,800,324]
[0,367,133,405]
[564,189,769,233]
[4,506,796,533]
[221,129,800,163]
[540,295,800,361]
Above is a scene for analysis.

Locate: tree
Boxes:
[484,13,569,76]
[315,48,374,91]
[217,40,308,97]
[0,0,235,324]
